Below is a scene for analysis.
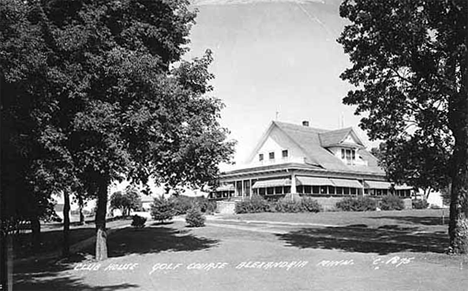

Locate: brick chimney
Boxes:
[302,121,309,127]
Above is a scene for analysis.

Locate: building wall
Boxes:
[249,126,306,166]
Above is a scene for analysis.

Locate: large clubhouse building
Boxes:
[211,121,413,200]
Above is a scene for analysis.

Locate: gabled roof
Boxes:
[319,127,365,148]
[249,121,384,175]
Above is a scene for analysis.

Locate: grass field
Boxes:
[12,209,467,291]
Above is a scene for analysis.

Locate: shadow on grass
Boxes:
[14,225,217,290]
[276,225,448,255]
[14,228,96,259]
[14,253,140,290]
[100,225,219,257]
[15,271,139,290]
[370,216,449,226]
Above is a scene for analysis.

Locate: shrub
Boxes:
[235,195,271,214]
[412,199,429,209]
[172,196,218,215]
[131,215,147,228]
[171,196,193,215]
[185,207,206,227]
[275,198,303,213]
[150,197,174,223]
[301,197,322,213]
[336,196,377,211]
[198,199,218,214]
[380,195,404,210]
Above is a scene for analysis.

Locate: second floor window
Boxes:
[259,154,264,161]
[341,149,356,165]
[269,152,275,160]
[282,150,288,158]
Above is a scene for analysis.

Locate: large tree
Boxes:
[1,0,235,263]
[338,0,467,254]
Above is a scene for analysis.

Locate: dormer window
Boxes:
[341,148,356,165]
[269,152,275,160]
[259,154,264,161]
[282,150,288,158]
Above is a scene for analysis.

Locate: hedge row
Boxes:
[236,195,409,213]
[235,196,322,214]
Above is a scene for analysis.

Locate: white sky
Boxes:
[185,0,377,170]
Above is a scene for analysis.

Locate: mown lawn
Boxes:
[13,214,467,291]
[12,217,133,259]
[219,208,449,230]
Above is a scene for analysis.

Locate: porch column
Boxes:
[291,173,297,194]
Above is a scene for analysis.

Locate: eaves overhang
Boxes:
[219,163,387,181]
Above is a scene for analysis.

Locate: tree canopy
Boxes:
[1,0,235,263]
[371,140,450,199]
[110,187,142,217]
[338,0,467,253]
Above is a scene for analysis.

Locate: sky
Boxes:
[185,0,374,170]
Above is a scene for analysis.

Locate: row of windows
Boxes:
[222,185,411,198]
[364,189,411,197]
[255,186,291,195]
[259,150,288,161]
[297,185,358,195]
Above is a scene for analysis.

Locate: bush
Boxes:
[380,195,404,210]
[275,198,303,213]
[131,215,147,228]
[412,199,429,209]
[235,195,271,214]
[300,197,322,213]
[150,197,174,223]
[172,196,218,215]
[198,199,218,214]
[185,207,206,227]
[336,196,377,211]
[171,196,193,215]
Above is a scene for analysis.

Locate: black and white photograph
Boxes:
[1,0,467,290]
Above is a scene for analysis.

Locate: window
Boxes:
[343,149,356,165]
[312,186,320,194]
[269,152,275,160]
[259,154,264,161]
[350,188,357,195]
[267,187,274,195]
[275,186,283,194]
[282,150,288,158]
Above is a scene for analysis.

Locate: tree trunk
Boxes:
[95,178,109,261]
[62,190,70,257]
[448,139,468,254]
[30,217,41,252]
[447,49,468,254]
[78,195,85,225]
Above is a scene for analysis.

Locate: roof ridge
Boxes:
[273,121,331,133]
